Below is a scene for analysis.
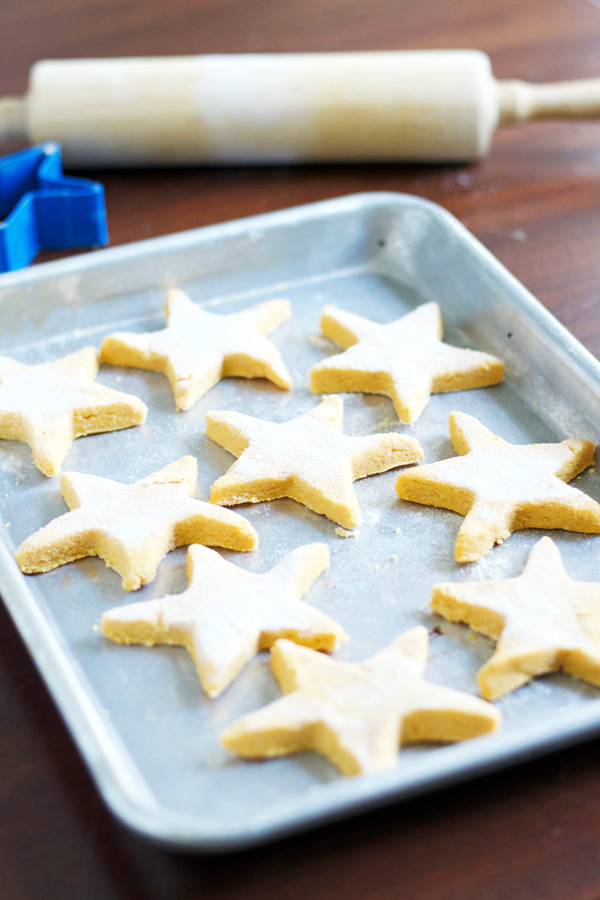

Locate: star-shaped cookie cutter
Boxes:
[0,142,108,272]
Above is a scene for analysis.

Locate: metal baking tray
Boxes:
[2,192,600,852]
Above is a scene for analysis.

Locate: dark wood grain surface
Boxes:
[3,1,600,897]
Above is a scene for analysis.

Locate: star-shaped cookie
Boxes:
[101,542,346,697]
[0,347,147,476]
[16,456,257,590]
[309,302,504,423]
[395,411,600,562]
[431,537,600,699]
[100,288,292,411]
[207,395,424,528]
[221,627,500,776]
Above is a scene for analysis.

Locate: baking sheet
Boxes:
[2,192,600,851]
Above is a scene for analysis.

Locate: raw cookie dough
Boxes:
[431,536,600,700]
[16,456,257,590]
[395,411,600,562]
[221,627,500,776]
[100,288,292,411]
[0,347,147,476]
[309,302,503,423]
[207,394,423,529]
[101,542,346,698]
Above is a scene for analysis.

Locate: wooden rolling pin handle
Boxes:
[0,97,27,141]
[497,78,600,125]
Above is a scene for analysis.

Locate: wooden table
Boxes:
[3,1,600,896]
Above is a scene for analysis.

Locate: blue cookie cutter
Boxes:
[0,142,108,273]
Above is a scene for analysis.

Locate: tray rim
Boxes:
[3,190,600,852]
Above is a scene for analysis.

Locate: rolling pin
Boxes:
[1,50,600,166]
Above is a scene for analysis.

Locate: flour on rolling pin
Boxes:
[2,51,600,166]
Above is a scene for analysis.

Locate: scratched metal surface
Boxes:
[2,193,600,851]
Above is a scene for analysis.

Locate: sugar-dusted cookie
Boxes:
[395,411,600,562]
[101,542,346,697]
[100,288,292,411]
[221,627,500,776]
[16,456,257,590]
[207,395,423,529]
[309,302,503,423]
[0,347,147,477]
[431,537,600,700]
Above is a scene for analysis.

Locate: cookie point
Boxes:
[37,459,60,478]
[238,524,259,551]
[320,393,343,410]
[133,400,148,423]
[454,545,481,565]
[74,345,100,365]
[121,572,144,591]
[167,455,198,483]
[337,513,361,529]
[165,286,188,309]
[393,625,429,657]
[448,410,467,426]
